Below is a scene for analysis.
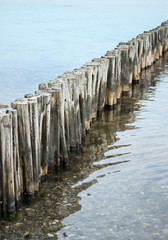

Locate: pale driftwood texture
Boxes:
[0,20,168,216]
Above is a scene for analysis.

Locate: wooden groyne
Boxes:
[0,21,168,217]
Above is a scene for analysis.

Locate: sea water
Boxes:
[0,50,168,240]
[0,0,168,104]
[0,1,168,240]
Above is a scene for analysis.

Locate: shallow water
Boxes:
[0,0,168,104]
[0,52,168,240]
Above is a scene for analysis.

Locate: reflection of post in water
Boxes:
[37,51,168,229]
[102,104,121,122]
[102,51,168,132]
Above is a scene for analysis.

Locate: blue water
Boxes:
[0,0,168,104]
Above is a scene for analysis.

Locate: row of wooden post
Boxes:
[0,20,168,217]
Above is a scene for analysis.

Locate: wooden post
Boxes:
[116,44,130,94]
[73,68,86,140]
[27,97,40,195]
[0,110,15,215]
[104,51,117,109]
[46,88,61,170]
[83,62,99,120]
[129,39,140,82]
[139,33,151,69]
[37,92,51,177]
[157,27,163,58]
[92,58,109,113]
[10,108,22,206]
[113,50,122,102]
[12,99,35,198]
[62,73,82,152]
[161,21,168,52]
[137,38,144,73]
[52,79,69,165]
[81,66,92,131]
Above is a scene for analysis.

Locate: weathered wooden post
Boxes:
[47,87,61,170]
[12,99,35,198]
[0,110,15,215]
[161,21,168,52]
[140,33,152,69]
[27,97,40,194]
[81,66,93,131]
[129,39,140,82]
[10,108,22,206]
[51,78,69,164]
[73,68,87,140]
[64,73,82,151]
[116,44,130,94]
[113,50,122,102]
[136,38,144,73]
[92,57,109,113]
[157,27,164,58]
[83,61,99,120]
[36,92,51,177]
[103,51,116,109]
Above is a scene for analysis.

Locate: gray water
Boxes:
[0,51,168,240]
[0,0,168,104]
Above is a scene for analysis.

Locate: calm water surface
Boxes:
[0,0,168,104]
[55,55,168,240]
[0,51,168,240]
[0,1,168,239]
